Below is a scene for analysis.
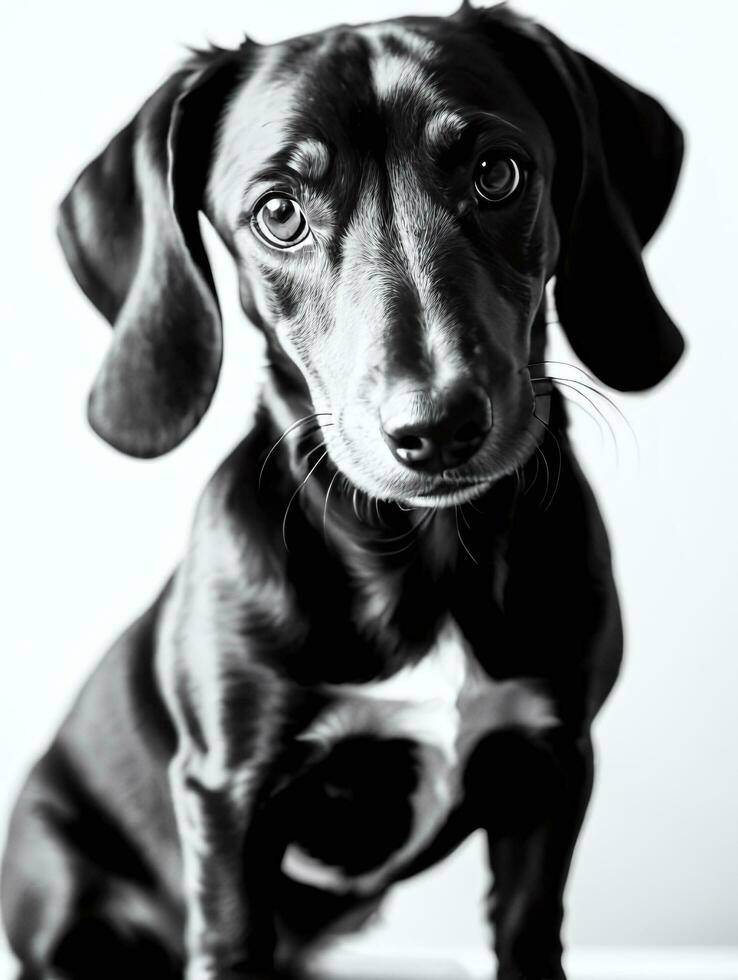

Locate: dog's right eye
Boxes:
[474,155,523,204]
[253,194,311,250]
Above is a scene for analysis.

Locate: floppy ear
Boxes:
[472,8,685,391]
[57,44,250,457]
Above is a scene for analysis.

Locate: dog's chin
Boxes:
[398,478,496,509]
[378,434,540,509]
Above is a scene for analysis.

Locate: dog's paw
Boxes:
[185,958,279,980]
[495,969,566,980]
[496,974,567,980]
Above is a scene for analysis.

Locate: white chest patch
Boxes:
[282,618,559,894]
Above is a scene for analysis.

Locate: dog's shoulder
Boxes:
[156,405,309,684]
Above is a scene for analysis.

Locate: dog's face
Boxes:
[207,23,558,505]
[57,6,684,488]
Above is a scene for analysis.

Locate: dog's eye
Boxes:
[474,156,522,204]
[254,194,310,249]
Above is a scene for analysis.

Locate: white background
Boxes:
[1,0,737,972]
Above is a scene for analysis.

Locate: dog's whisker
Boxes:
[304,441,327,463]
[296,421,334,445]
[376,541,418,558]
[375,531,423,558]
[548,376,631,428]
[259,412,331,489]
[523,457,538,495]
[377,506,437,557]
[527,360,598,386]
[535,445,551,507]
[295,423,334,469]
[517,427,541,496]
[535,374,638,459]
[352,488,362,523]
[534,377,620,463]
[375,510,433,545]
[534,413,562,511]
[455,504,479,565]
[322,468,341,543]
[281,450,329,553]
[531,377,620,463]
[555,390,606,447]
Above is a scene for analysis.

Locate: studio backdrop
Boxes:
[1,0,736,975]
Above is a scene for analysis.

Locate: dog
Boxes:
[0,3,684,979]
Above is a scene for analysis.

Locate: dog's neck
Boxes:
[242,360,566,677]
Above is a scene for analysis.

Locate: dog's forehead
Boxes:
[209,18,549,228]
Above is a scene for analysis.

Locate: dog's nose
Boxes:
[380,385,492,473]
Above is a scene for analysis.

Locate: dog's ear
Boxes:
[471,8,685,391]
[57,45,250,457]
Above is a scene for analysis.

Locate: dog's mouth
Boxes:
[349,405,543,509]
[400,476,496,508]
[402,385,552,507]
[315,410,543,511]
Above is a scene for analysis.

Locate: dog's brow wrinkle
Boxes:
[425,110,467,150]
[430,109,522,146]
[287,139,331,183]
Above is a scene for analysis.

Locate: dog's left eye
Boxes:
[474,156,522,204]
[254,194,311,249]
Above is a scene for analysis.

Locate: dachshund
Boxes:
[0,4,684,979]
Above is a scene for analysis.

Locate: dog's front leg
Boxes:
[159,612,291,980]
[170,736,284,980]
[471,730,594,980]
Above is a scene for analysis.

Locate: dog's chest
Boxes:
[282,617,557,894]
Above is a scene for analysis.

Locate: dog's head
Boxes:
[58,4,684,506]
